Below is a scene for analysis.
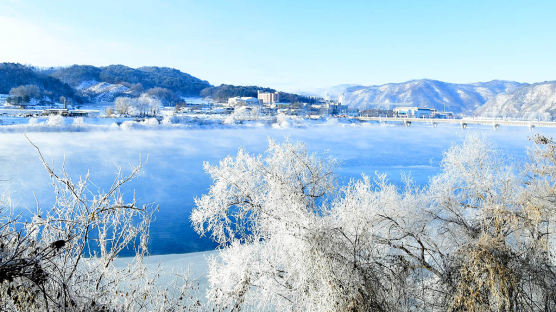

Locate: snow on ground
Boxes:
[76,80,99,90]
[84,81,130,95]
[113,250,216,303]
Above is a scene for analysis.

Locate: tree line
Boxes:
[200,84,321,104]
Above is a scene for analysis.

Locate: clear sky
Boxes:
[1,0,555,91]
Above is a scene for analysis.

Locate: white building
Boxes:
[414,108,437,118]
[227,96,260,106]
[394,106,437,118]
[393,107,417,117]
[257,91,280,104]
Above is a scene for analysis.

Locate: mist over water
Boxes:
[1,123,554,255]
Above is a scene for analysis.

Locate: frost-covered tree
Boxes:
[114,94,161,117]
[134,94,161,117]
[192,136,556,311]
[115,96,134,115]
[0,139,199,312]
[7,85,41,107]
[192,140,341,311]
[224,106,261,124]
[381,136,556,311]
[146,87,181,106]
[192,140,406,311]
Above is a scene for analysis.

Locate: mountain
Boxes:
[1,63,318,107]
[0,63,78,101]
[46,64,211,97]
[307,79,523,114]
[298,84,359,102]
[475,81,556,120]
[6,62,555,119]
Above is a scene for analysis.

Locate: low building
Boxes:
[228,96,260,106]
[42,108,69,116]
[393,106,418,117]
[394,107,437,118]
[70,110,100,117]
[328,103,349,116]
[415,108,437,118]
[41,109,100,117]
[434,111,454,119]
[360,108,394,117]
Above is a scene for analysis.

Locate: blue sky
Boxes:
[1,0,555,91]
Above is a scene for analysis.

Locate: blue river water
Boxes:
[1,122,554,255]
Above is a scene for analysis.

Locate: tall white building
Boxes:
[257,91,280,104]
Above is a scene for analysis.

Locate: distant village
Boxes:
[0,64,460,124]
[0,90,456,122]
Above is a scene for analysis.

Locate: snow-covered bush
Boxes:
[0,139,198,312]
[46,115,65,127]
[192,136,556,311]
[72,117,85,127]
[272,113,306,128]
[142,117,160,127]
[224,106,260,124]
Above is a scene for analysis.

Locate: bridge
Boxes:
[355,116,556,129]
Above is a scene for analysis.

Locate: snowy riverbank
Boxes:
[113,250,216,303]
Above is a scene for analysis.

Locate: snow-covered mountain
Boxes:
[298,84,359,102]
[307,79,522,114]
[79,81,134,103]
[475,81,556,120]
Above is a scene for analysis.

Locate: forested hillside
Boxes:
[47,64,211,96]
[1,63,316,106]
[0,63,79,102]
[201,84,320,103]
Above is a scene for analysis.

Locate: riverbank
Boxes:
[113,250,216,304]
